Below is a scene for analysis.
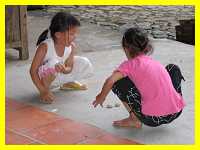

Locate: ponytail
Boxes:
[36,29,49,46]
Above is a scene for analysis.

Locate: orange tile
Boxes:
[6,129,35,145]
[81,133,140,145]
[25,119,106,144]
[6,106,63,133]
[29,142,44,145]
[6,97,28,112]
[5,98,141,145]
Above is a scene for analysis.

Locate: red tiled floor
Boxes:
[6,129,35,144]
[6,106,63,133]
[6,97,28,112]
[29,142,43,145]
[6,97,141,145]
[80,133,140,145]
[25,119,106,144]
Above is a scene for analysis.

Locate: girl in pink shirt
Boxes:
[93,27,185,128]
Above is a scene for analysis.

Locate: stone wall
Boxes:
[47,6,194,40]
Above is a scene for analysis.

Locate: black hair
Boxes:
[122,27,153,57]
[36,12,80,46]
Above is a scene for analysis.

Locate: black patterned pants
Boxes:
[112,64,184,127]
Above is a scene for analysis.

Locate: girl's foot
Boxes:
[39,91,55,104]
[112,116,142,128]
[60,81,87,90]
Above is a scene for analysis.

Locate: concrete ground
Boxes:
[6,11,194,144]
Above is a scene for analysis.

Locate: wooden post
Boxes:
[5,6,29,60]
[19,6,29,60]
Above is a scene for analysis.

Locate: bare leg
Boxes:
[113,102,142,128]
[40,74,56,103]
[42,74,56,88]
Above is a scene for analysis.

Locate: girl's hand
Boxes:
[40,90,55,104]
[92,72,123,108]
[55,63,72,74]
[92,93,106,108]
[55,63,66,73]
[63,66,72,74]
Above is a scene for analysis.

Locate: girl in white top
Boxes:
[30,12,93,103]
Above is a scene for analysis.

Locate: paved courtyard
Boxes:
[5,9,194,144]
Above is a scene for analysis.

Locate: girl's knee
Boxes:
[165,64,180,72]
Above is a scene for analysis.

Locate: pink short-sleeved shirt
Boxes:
[116,54,185,116]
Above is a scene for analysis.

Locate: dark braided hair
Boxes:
[122,27,153,57]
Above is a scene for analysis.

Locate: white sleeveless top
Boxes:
[41,38,72,66]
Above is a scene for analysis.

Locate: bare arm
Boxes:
[29,43,47,93]
[63,43,75,74]
[92,71,124,107]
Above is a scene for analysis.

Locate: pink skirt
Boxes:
[38,65,57,79]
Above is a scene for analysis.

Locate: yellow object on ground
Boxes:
[60,81,88,90]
